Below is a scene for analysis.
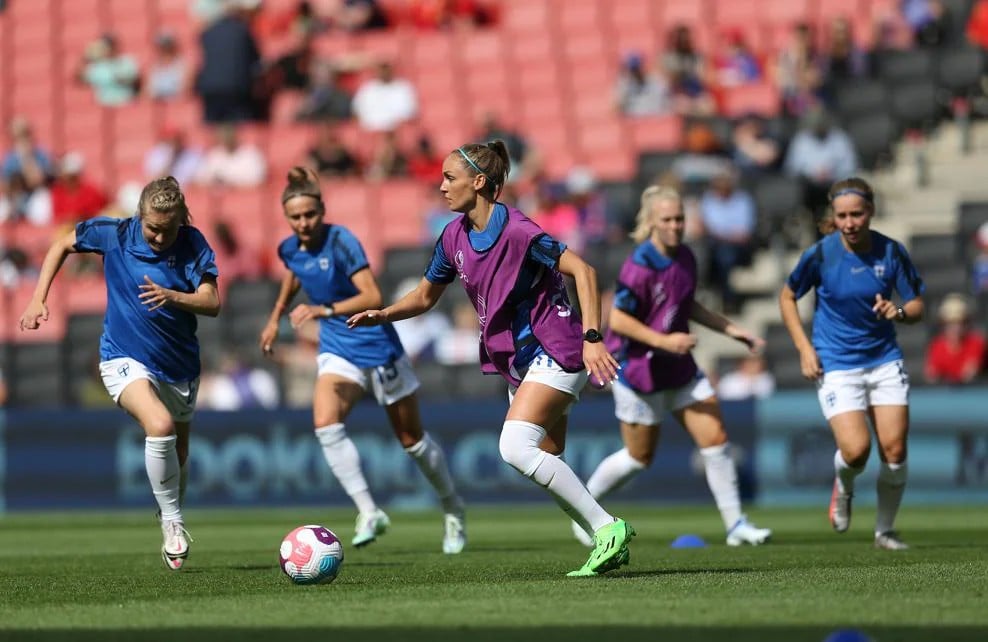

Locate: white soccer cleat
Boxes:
[874,531,909,551]
[352,509,390,548]
[442,512,467,554]
[161,519,191,571]
[829,479,852,533]
[571,520,594,548]
[726,516,773,546]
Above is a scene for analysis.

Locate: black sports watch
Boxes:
[895,306,906,322]
[583,328,604,343]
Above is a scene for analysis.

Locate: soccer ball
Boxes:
[279,525,344,584]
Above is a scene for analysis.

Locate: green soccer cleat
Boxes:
[566,519,635,577]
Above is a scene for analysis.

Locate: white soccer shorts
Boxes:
[507,353,589,415]
[611,375,716,426]
[100,357,199,422]
[816,359,910,420]
[316,352,420,406]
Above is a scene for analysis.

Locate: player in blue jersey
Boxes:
[259,167,465,553]
[18,176,219,570]
[572,186,772,548]
[349,141,634,578]
[779,177,924,551]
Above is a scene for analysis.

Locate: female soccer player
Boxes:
[348,141,635,577]
[19,176,219,570]
[573,186,772,548]
[259,167,466,554]
[779,177,924,550]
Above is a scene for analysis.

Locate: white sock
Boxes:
[875,461,907,535]
[700,443,743,530]
[315,423,377,515]
[834,450,865,495]
[145,436,182,522]
[499,420,613,533]
[179,463,189,507]
[405,433,463,514]
[585,448,646,499]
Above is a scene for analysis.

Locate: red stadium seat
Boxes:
[659,0,708,27]
[551,0,602,32]
[410,33,455,71]
[63,274,108,315]
[627,114,684,152]
[375,180,430,250]
[763,0,813,27]
[817,0,863,22]
[9,281,67,343]
[502,0,551,36]
[560,31,610,65]
[719,82,782,118]
[458,30,505,66]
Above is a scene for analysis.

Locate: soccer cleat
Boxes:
[442,512,467,554]
[566,518,635,577]
[352,509,390,548]
[571,520,593,548]
[160,519,191,571]
[874,531,909,551]
[726,516,773,546]
[829,479,852,533]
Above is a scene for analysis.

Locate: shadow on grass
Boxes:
[4,626,987,642]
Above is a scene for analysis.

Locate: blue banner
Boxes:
[756,388,988,505]
[0,396,755,511]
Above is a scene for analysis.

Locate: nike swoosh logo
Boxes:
[851,266,868,274]
[160,474,177,485]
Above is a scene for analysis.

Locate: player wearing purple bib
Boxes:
[260,167,465,554]
[573,186,772,547]
[349,140,635,577]
[780,177,924,551]
[19,176,220,570]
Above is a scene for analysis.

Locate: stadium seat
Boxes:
[659,0,707,27]
[753,174,805,247]
[921,264,970,300]
[608,0,655,31]
[835,80,889,122]
[375,180,430,250]
[846,113,897,169]
[7,342,66,406]
[875,49,938,85]
[958,201,988,259]
[889,80,941,132]
[64,275,108,315]
[909,234,959,267]
[502,0,551,36]
[938,46,984,98]
[816,0,863,23]
[719,83,781,119]
[627,115,684,152]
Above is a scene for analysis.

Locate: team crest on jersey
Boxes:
[873,265,885,278]
[454,250,469,283]
[319,257,329,270]
[166,255,176,268]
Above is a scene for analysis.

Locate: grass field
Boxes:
[1,504,986,642]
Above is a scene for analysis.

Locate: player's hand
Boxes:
[259,321,279,357]
[798,346,823,381]
[138,275,174,312]
[662,332,698,355]
[872,293,897,320]
[584,342,620,388]
[727,326,765,354]
[347,309,386,328]
[18,298,48,331]
[288,304,324,328]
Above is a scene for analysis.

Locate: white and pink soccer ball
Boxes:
[279,525,344,584]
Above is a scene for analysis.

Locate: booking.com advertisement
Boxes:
[0,398,755,512]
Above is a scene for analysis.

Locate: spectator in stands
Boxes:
[78,33,141,107]
[307,123,360,178]
[199,351,280,410]
[783,106,858,225]
[661,24,716,117]
[409,0,493,29]
[903,0,949,47]
[352,61,418,133]
[144,128,204,185]
[389,277,449,363]
[435,302,482,365]
[477,112,532,180]
[873,3,918,51]
[566,167,614,246]
[698,166,756,313]
[711,28,761,89]
[101,181,144,219]
[50,152,109,226]
[295,62,353,122]
[967,0,988,50]
[614,51,672,117]
[717,354,776,401]
[971,222,988,294]
[196,124,267,187]
[822,17,869,87]
[529,181,583,253]
[331,0,390,31]
[2,117,52,188]
[0,172,52,225]
[925,293,985,385]
[210,219,265,280]
[0,245,37,288]
[264,31,316,96]
[147,31,189,101]
[195,1,262,123]
[407,134,445,184]
[365,130,409,180]
[731,115,781,177]
[774,22,825,118]
[672,120,730,187]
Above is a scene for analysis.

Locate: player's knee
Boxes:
[315,422,346,446]
[881,442,906,465]
[144,415,175,438]
[499,420,545,476]
[627,447,654,467]
[844,447,870,468]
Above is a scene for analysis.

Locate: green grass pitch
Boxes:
[1,505,986,641]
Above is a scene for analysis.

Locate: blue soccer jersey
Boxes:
[278,224,403,367]
[786,230,925,372]
[74,216,218,383]
[424,204,567,369]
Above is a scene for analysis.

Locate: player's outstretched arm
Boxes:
[261,271,300,355]
[348,277,446,327]
[18,229,79,331]
[690,299,764,353]
[139,274,220,317]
